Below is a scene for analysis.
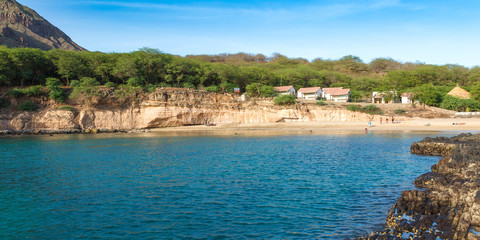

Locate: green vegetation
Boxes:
[316,100,327,106]
[56,105,76,111]
[346,105,362,111]
[394,108,407,114]
[1,47,480,111]
[6,85,44,98]
[17,101,38,111]
[70,77,101,99]
[362,105,383,115]
[204,85,221,93]
[346,104,383,115]
[46,77,65,103]
[440,95,480,112]
[274,95,296,105]
[104,81,116,88]
[113,85,140,99]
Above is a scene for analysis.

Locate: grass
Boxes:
[7,86,45,98]
[17,101,38,111]
[56,105,77,112]
[394,108,407,115]
[346,104,384,115]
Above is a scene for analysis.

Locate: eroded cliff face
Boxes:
[358,133,480,240]
[0,88,382,132]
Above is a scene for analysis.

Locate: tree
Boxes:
[470,81,480,102]
[46,77,65,103]
[56,51,92,86]
[414,84,442,107]
[369,58,401,74]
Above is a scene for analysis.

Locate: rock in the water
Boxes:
[357,133,480,240]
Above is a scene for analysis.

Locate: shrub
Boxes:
[394,108,407,114]
[49,89,66,103]
[274,95,296,105]
[23,85,44,97]
[18,101,38,111]
[145,84,157,93]
[259,85,276,97]
[113,85,139,99]
[104,81,116,88]
[316,100,327,106]
[79,77,100,87]
[182,82,196,89]
[440,95,480,112]
[346,104,383,115]
[346,105,361,111]
[70,77,101,99]
[361,105,383,115]
[7,89,25,98]
[56,105,76,111]
[204,85,220,93]
[46,78,65,103]
[70,80,80,87]
[127,77,143,87]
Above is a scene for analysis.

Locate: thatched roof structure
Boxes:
[447,86,471,99]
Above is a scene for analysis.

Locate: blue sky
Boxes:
[18,0,480,66]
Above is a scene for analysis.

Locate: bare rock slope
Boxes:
[0,0,85,50]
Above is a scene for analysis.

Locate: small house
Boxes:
[372,92,386,104]
[323,87,351,102]
[297,87,322,100]
[447,86,471,99]
[372,91,398,104]
[401,92,415,104]
[274,85,296,96]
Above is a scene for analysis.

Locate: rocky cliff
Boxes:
[0,0,85,51]
[0,88,381,133]
[358,133,480,240]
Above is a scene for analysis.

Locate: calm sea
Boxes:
[0,132,445,239]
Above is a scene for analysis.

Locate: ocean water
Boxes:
[0,132,444,239]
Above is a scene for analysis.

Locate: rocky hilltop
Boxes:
[0,88,381,134]
[0,0,85,50]
[358,133,480,239]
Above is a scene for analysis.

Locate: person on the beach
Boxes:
[368,121,371,127]
[365,128,368,133]
[391,116,394,124]
[380,117,382,125]
[386,118,389,124]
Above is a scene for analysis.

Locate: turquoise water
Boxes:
[0,132,442,239]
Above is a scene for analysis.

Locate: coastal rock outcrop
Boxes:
[0,88,383,132]
[358,133,480,240]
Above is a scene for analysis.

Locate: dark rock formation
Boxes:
[357,133,480,240]
[0,0,85,50]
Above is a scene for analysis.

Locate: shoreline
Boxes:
[2,118,479,137]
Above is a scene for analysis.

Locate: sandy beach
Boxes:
[150,118,480,136]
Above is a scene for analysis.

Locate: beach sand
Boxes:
[150,118,480,136]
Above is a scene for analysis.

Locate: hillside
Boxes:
[0,0,85,50]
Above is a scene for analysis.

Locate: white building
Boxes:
[297,87,322,100]
[323,87,351,102]
[274,85,296,96]
[401,92,415,104]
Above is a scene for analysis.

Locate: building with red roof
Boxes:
[274,85,296,96]
[323,87,351,102]
[297,87,322,100]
